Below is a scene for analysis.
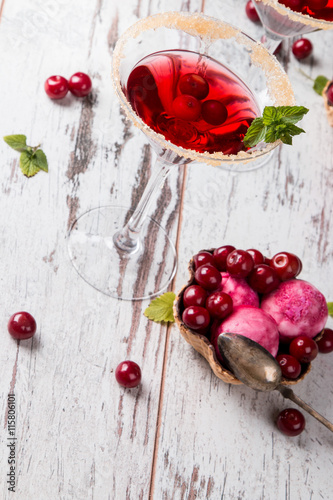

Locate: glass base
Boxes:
[67,206,177,301]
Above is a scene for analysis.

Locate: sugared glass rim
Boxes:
[256,0,333,30]
[111,11,295,167]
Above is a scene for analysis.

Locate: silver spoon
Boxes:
[217,333,333,433]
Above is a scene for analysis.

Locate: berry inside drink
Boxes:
[279,0,333,21]
[126,50,260,155]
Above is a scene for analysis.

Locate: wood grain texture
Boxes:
[0,0,332,499]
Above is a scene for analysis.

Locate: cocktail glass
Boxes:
[67,12,295,301]
[252,0,333,52]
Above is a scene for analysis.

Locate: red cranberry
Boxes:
[182,306,210,331]
[270,251,302,281]
[183,285,207,308]
[8,312,37,340]
[276,354,301,379]
[247,264,281,294]
[115,360,141,388]
[179,73,209,100]
[226,249,254,278]
[213,245,235,271]
[193,251,216,270]
[289,335,319,363]
[316,328,333,353]
[44,75,69,99]
[307,0,328,10]
[277,408,305,436]
[246,248,264,266]
[292,38,313,60]
[195,264,222,291]
[245,0,260,22]
[206,292,233,320]
[326,83,333,106]
[201,100,228,126]
[280,0,305,11]
[172,94,201,121]
[68,72,92,97]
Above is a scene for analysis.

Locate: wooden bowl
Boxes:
[173,250,315,386]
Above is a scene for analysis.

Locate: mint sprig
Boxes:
[4,134,48,177]
[243,106,309,148]
[144,292,175,323]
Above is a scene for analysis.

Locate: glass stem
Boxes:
[113,155,175,254]
[261,32,282,55]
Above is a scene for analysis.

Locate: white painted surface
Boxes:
[0,0,332,499]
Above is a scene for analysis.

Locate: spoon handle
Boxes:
[277,385,333,433]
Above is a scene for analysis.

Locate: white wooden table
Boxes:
[1,1,332,499]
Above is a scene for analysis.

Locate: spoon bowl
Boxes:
[217,332,333,433]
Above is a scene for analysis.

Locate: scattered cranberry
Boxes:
[307,0,328,10]
[316,328,333,353]
[277,408,305,436]
[172,94,201,121]
[115,360,142,388]
[270,252,302,281]
[182,306,210,331]
[292,38,313,60]
[193,251,216,270]
[206,292,233,320]
[326,83,333,106]
[246,248,264,266]
[289,335,319,363]
[8,312,37,340]
[276,354,301,379]
[68,72,92,97]
[183,285,207,308]
[44,75,69,99]
[195,264,222,291]
[213,245,235,271]
[226,249,254,278]
[179,73,209,100]
[201,100,228,126]
[245,0,260,22]
[247,264,280,294]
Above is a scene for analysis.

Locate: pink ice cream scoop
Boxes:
[211,305,279,362]
[261,279,328,342]
[215,272,259,307]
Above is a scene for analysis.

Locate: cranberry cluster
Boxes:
[44,72,92,100]
[172,73,228,126]
[182,246,302,332]
[181,245,332,377]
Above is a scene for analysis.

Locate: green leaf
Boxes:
[144,292,176,323]
[244,105,309,148]
[313,76,329,96]
[33,149,48,172]
[327,302,333,318]
[243,117,266,147]
[19,150,48,177]
[278,106,309,124]
[4,134,27,152]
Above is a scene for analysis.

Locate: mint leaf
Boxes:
[243,106,309,148]
[243,117,266,147]
[313,76,329,96]
[144,292,175,323]
[33,149,48,172]
[4,135,48,177]
[328,302,333,318]
[20,150,48,177]
[4,134,27,152]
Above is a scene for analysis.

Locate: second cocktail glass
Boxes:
[68,12,295,301]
